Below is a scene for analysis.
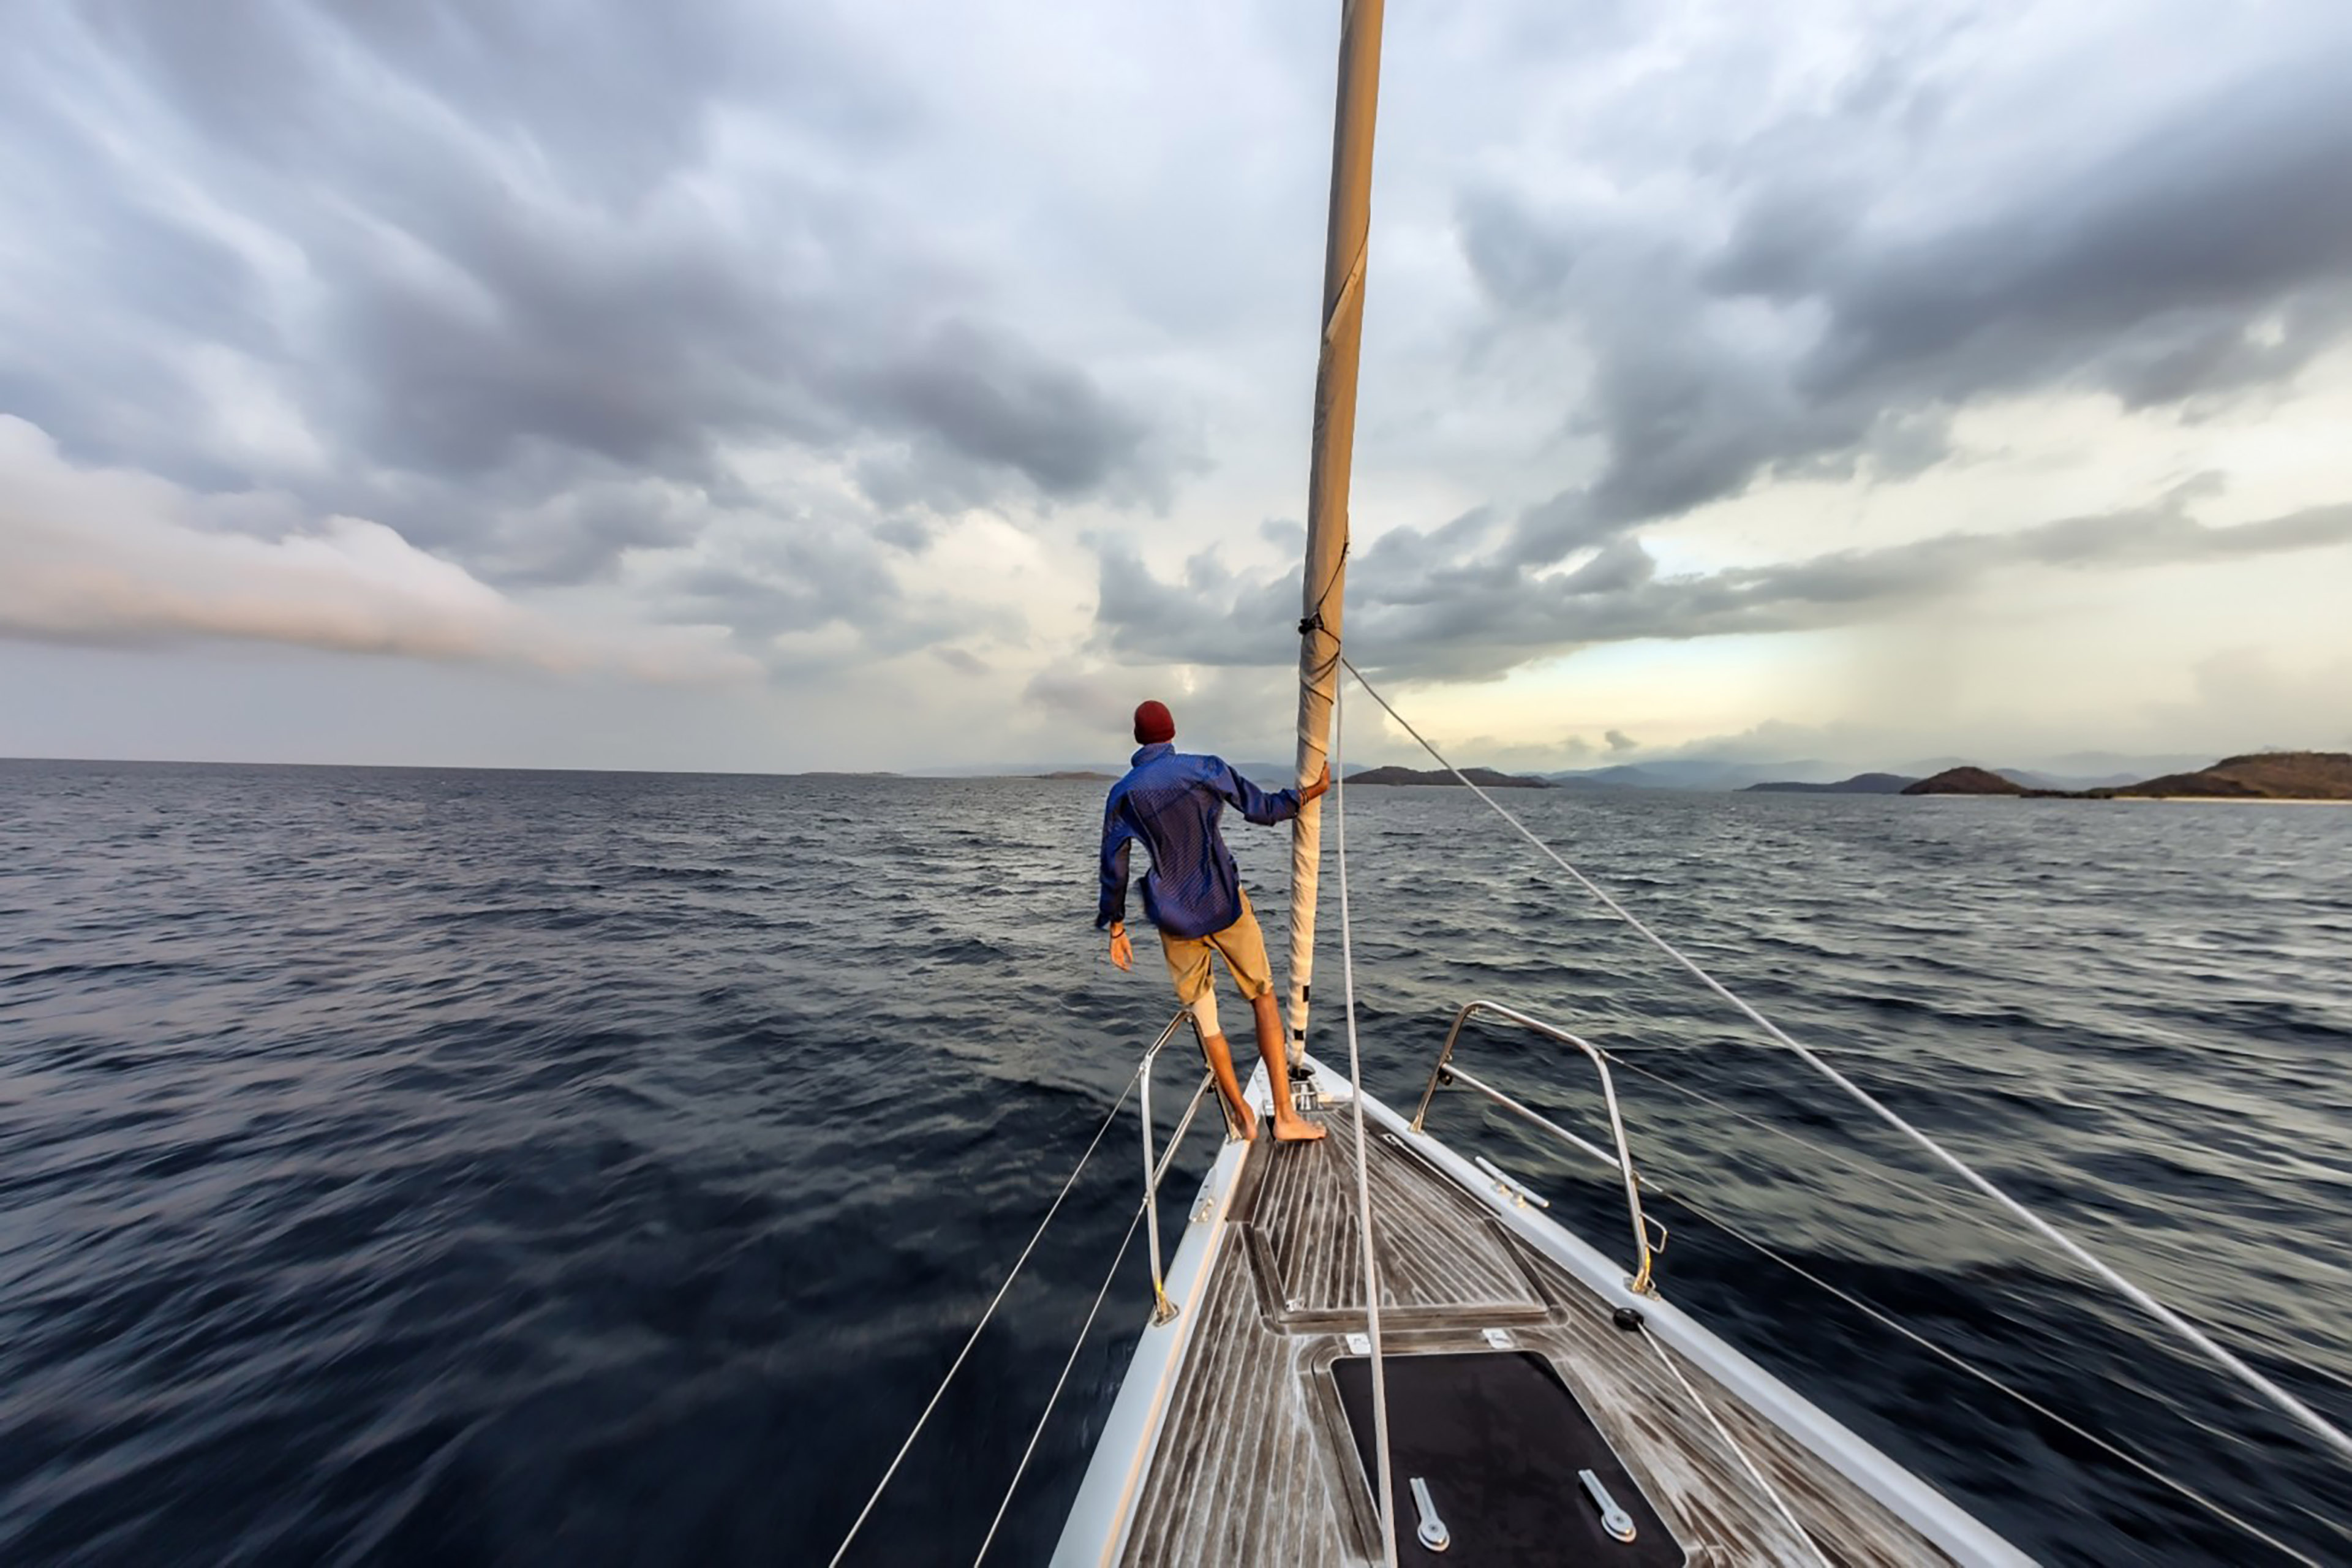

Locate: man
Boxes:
[1098,699,1331,1143]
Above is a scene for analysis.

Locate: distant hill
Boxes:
[1994,767,2142,791]
[1745,772,1917,794]
[2106,751,2352,800]
[1902,766,2026,796]
[1544,759,1839,790]
[1896,752,2352,801]
[1035,769,1116,781]
[1348,765,1551,789]
[1540,753,2222,792]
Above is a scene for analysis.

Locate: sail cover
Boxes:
[1284,0,1383,1067]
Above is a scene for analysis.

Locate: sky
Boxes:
[4,0,2350,775]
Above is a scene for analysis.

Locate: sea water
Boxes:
[1,760,2346,1564]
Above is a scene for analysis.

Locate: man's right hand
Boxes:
[1300,763,1333,805]
[1109,925,1134,971]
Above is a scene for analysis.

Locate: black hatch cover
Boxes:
[1333,1351,1683,1566]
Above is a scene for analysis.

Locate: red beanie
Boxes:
[1134,700,1175,745]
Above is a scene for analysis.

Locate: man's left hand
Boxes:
[1109,926,1134,971]
[1300,763,1333,805]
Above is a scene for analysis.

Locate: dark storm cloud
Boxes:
[0,0,1173,603]
[1461,45,2352,562]
[1095,498,2352,682]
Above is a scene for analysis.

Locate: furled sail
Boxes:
[1284,0,1385,1068]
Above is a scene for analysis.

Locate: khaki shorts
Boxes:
[1160,891,1275,1035]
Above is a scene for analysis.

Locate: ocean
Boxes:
[1,758,2346,1565]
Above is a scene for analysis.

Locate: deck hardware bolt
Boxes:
[1578,1468,1638,1543]
[1611,1306,1644,1332]
[1408,1476,1450,1552]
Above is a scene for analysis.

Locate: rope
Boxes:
[1333,674,1400,1566]
[971,1192,1152,1565]
[1339,655,2352,1471]
[1642,1330,1834,1567]
[828,1063,1144,1568]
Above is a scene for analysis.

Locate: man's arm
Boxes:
[1206,758,1331,824]
[1097,796,1135,930]
[1098,797,1137,971]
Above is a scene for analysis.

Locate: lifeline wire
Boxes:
[1643,1331,1834,1567]
[971,1191,1152,1566]
[1602,1047,2010,1240]
[1331,674,1400,1567]
[1501,1069,2326,1561]
[1647,1172,2329,1564]
[828,1062,1144,1568]
[1340,654,2352,1471]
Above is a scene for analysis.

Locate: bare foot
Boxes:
[1229,1104,1259,1142]
[1272,1115,1326,1144]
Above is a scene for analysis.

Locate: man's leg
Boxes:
[1249,991,1325,1142]
[1163,934,1256,1140]
[1208,892,1324,1144]
[1189,993,1257,1142]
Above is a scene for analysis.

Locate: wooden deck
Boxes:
[1115,1112,1963,1568]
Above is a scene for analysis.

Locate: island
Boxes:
[1035,769,1117,781]
[1346,765,1551,789]
[2103,751,2352,800]
[1901,752,2352,801]
[1901,766,2026,796]
[1746,772,1917,794]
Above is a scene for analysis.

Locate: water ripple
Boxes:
[0,762,2346,1564]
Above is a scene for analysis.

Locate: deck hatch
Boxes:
[1333,1351,1684,1566]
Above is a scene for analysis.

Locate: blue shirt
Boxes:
[1098,744,1301,940]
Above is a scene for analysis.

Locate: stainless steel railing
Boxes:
[1408,998,1664,1294]
[1136,1008,1232,1324]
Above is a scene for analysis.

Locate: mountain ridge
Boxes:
[1346,764,1551,789]
[1902,752,2352,800]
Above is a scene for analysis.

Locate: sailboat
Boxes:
[831,4,2350,1564]
[1046,6,2035,1562]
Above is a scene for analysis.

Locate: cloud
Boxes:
[2144,647,2352,755]
[5,0,2351,773]
[1458,20,2352,560]
[0,0,1175,606]
[1020,662,1297,765]
[1091,490,2352,682]
[1604,729,1638,752]
[1022,668,1138,735]
[0,417,752,681]
[1604,646,2352,774]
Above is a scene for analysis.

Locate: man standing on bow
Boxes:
[1099,699,1330,1144]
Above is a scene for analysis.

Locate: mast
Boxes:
[1285,0,1384,1069]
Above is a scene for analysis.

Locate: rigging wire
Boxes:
[1338,653,2352,1472]
[971,1191,1152,1566]
[827,1062,1145,1568]
[1638,1169,2331,1564]
[1599,1046,2016,1240]
[1641,1330,1834,1567]
[1332,674,1400,1567]
[1467,1044,2329,1557]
